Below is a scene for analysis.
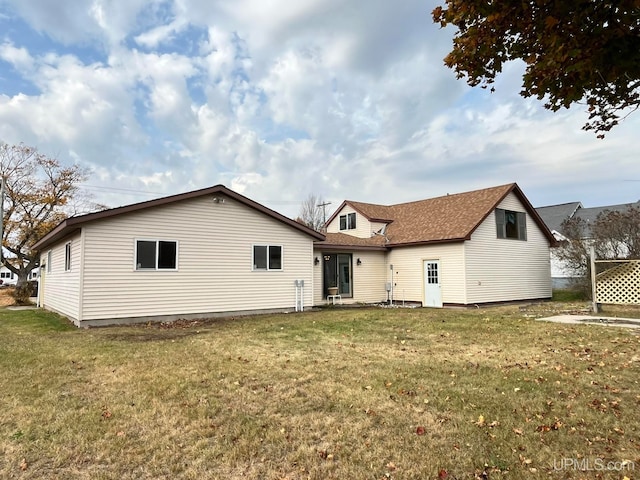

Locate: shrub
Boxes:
[11,282,35,305]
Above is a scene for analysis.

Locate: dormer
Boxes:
[325,201,392,239]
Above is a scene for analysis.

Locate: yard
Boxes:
[0,299,638,479]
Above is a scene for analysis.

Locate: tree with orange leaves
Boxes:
[1,142,92,287]
[433,1,640,137]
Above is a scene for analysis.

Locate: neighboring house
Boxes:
[32,185,324,327]
[535,202,583,288]
[0,264,38,286]
[313,183,554,307]
[536,200,640,289]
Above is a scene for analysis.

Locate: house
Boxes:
[0,264,38,286]
[536,200,640,288]
[312,183,555,307]
[32,185,325,327]
[535,202,583,288]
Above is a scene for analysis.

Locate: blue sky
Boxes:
[0,0,638,219]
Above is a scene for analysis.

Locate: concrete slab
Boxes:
[537,315,640,329]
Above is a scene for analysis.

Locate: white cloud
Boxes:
[0,42,34,72]
[0,0,637,220]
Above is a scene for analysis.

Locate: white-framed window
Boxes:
[64,242,72,271]
[253,245,283,271]
[496,208,527,241]
[46,250,52,273]
[135,239,178,270]
[339,212,356,230]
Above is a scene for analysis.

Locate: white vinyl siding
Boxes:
[78,195,314,322]
[465,193,551,303]
[313,249,388,304]
[41,232,82,322]
[370,221,388,236]
[326,205,373,239]
[388,243,467,304]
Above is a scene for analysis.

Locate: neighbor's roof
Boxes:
[536,200,640,237]
[319,183,556,248]
[535,202,582,232]
[33,184,325,250]
[575,201,640,225]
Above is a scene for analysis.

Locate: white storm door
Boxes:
[424,260,442,308]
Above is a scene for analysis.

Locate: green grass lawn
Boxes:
[0,305,638,479]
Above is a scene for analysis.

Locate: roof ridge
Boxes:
[384,183,515,208]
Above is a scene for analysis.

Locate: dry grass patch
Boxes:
[0,287,15,307]
[0,306,639,479]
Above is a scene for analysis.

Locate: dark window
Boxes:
[253,245,283,271]
[65,242,72,271]
[496,209,527,240]
[136,240,178,270]
[253,245,268,269]
[269,246,282,270]
[339,212,356,230]
[158,241,177,269]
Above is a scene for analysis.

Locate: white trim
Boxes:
[134,238,179,271]
[64,242,72,271]
[252,244,284,271]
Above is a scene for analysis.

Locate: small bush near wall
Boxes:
[11,282,35,305]
[552,289,587,302]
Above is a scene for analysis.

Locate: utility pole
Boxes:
[317,201,332,225]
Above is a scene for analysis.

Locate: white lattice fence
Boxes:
[596,260,640,305]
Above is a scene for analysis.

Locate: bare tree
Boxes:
[297,194,326,232]
[555,206,640,295]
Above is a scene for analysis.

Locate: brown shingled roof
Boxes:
[316,232,388,250]
[321,183,555,248]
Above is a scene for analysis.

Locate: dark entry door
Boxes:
[323,253,352,297]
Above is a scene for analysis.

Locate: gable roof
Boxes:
[33,184,325,251]
[535,202,582,233]
[319,183,555,248]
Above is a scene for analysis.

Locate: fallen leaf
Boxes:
[416,426,425,435]
[513,428,523,435]
[20,458,27,471]
[438,469,448,479]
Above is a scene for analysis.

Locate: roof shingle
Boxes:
[321,183,554,248]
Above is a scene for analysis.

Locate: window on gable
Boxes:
[496,209,527,241]
[65,242,72,271]
[136,240,178,270]
[339,212,356,230]
[253,245,283,271]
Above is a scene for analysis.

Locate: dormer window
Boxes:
[340,213,356,230]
